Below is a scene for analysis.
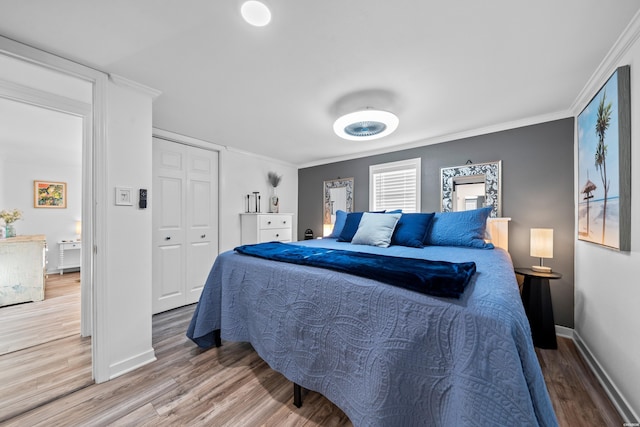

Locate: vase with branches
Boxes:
[268,172,282,213]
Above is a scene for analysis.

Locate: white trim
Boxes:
[570,9,640,115]
[0,79,91,115]
[108,349,157,380]
[573,330,639,423]
[109,74,162,100]
[299,110,569,169]
[153,128,226,152]
[554,324,574,340]
[226,144,299,168]
[0,36,110,382]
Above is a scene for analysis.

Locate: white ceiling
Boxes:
[0,1,638,166]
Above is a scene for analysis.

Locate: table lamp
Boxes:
[530,228,553,272]
[75,220,82,241]
[323,223,334,237]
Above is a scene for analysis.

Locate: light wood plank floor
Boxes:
[1,301,624,426]
[0,272,92,422]
[0,272,81,355]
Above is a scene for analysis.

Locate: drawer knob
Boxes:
[267,221,272,225]
[165,236,171,240]
[282,220,287,224]
[201,234,206,238]
[276,234,280,237]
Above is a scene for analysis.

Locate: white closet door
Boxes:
[152,137,218,314]
[185,147,218,304]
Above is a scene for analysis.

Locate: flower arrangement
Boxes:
[0,209,22,225]
[267,171,282,188]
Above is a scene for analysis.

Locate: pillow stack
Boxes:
[325,207,493,249]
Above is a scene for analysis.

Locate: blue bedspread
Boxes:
[234,242,476,298]
[187,239,558,426]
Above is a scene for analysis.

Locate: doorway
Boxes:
[0,52,95,419]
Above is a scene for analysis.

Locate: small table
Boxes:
[58,240,81,275]
[515,267,562,349]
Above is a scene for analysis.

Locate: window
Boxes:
[369,158,421,213]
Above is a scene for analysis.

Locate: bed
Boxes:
[187,210,558,426]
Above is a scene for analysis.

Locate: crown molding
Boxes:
[570,9,640,114]
[298,109,570,169]
[109,73,161,100]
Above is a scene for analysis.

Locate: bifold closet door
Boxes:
[152,137,218,314]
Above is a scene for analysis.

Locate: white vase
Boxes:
[269,188,279,213]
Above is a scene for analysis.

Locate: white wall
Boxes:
[574,15,640,421]
[1,157,82,273]
[219,148,298,252]
[101,76,157,377]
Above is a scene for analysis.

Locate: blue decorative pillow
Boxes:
[327,210,348,238]
[351,212,402,247]
[391,212,435,248]
[424,207,494,249]
[337,212,365,242]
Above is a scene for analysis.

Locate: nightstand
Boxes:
[58,240,81,275]
[515,267,562,349]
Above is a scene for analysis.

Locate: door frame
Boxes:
[0,36,110,382]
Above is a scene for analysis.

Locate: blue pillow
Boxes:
[425,207,494,249]
[391,212,435,248]
[337,212,365,242]
[351,212,402,247]
[327,210,348,238]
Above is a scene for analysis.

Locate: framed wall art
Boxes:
[34,180,67,208]
[577,65,631,251]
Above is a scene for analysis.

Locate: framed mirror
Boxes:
[440,161,502,217]
[323,177,354,225]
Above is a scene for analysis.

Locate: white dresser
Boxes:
[0,235,47,307]
[240,213,293,245]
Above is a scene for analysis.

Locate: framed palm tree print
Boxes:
[577,65,630,251]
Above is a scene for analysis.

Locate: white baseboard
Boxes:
[555,325,574,339]
[559,328,639,423]
[108,348,157,380]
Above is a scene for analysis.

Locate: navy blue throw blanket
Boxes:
[234,242,476,299]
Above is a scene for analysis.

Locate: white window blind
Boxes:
[370,158,421,213]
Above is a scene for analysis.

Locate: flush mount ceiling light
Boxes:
[333,109,399,141]
[241,1,271,27]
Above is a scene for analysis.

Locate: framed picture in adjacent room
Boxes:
[577,65,631,251]
[34,180,67,208]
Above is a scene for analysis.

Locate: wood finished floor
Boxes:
[0,272,91,422]
[1,299,624,426]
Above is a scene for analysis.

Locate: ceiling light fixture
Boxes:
[241,1,271,27]
[333,109,399,141]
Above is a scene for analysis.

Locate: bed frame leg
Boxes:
[213,329,221,347]
[293,383,303,408]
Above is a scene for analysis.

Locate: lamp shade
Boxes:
[75,220,82,237]
[530,228,553,258]
[323,223,334,237]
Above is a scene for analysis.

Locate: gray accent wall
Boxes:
[298,118,575,328]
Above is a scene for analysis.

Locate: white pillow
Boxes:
[351,212,401,248]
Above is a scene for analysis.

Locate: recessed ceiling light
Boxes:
[333,109,399,141]
[241,1,271,27]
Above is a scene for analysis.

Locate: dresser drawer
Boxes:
[259,228,292,242]
[61,242,81,251]
[259,214,292,230]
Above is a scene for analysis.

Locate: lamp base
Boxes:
[531,265,552,273]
